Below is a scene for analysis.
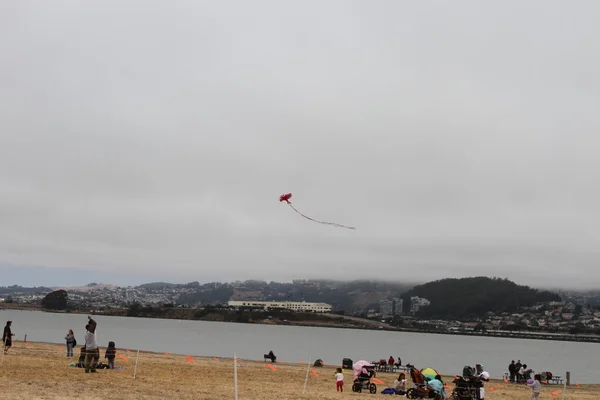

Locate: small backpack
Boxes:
[73,338,77,347]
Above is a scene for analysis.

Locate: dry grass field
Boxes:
[1,342,598,400]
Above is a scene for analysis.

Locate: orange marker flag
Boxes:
[371,378,385,385]
[266,363,277,371]
[185,356,195,363]
[213,357,220,361]
[503,378,509,383]
[298,359,304,363]
[311,370,319,377]
[117,354,128,362]
[164,352,170,356]
[576,383,581,388]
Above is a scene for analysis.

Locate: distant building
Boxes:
[228,300,332,313]
[393,298,403,316]
[380,298,404,318]
[380,300,393,318]
[410,296,431,315]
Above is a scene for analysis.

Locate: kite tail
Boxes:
[288,204,356,230]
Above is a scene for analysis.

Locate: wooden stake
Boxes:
[133,349,140,379]
[302,358,312,394]
[234,353,239,400]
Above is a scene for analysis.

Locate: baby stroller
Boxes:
[406,367,443,400]
[450,369,484,400]
[352,360,377,394]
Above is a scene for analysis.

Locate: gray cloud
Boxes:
[1,1,599,288]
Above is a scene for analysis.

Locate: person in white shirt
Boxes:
[475,364,490,399]
[520,364,532,381]
[335,367,344,392]
[393,372,407,395]
[84,316,99,373]
[527,374,542,400]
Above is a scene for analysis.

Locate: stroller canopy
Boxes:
[421,367,440,380]
[352,360,374,381]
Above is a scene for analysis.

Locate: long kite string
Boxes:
[288,204,356,230]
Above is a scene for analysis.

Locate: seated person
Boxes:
[394,357,402,367]
[428,375,446,399]
[520,364,532,382]
[264,350,276,362]
[76,346,86,368]
[393,372,407,395]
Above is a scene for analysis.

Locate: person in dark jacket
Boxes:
[3,321,14,354]
[105,341,116,369]
[65,329,76,358]
[508,360,516,383]
[77,346,86,367]
[515,360,523,382]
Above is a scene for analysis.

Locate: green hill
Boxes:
[402,276,561,319]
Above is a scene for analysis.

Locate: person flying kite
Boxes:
[279,193,356,230]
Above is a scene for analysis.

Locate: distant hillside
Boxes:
[402,277,561,319]
[176,279,416,313]
[50,284,117,293]
[0,285,52,295]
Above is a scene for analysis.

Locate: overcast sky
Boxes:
[1,1,599,289]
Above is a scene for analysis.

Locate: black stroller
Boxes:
[450,367,484,400]
[352,361,378,394]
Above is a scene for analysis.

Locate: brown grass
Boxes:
[1,342,599,399]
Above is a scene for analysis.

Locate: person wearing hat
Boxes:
[475,364,490,399]
[3,321,14,354]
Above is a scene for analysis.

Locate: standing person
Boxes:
[515,360,522,382]
[335,367,344,392]
[475,364,490,400]
[65,329,76,358]
[527,374,542,400]
[3,321,14,354]
[84,316,99,373]
[508,360,516,383]
[388,356,394,371]
[105,341,116,369]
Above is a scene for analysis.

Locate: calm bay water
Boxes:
[2,309,598,383]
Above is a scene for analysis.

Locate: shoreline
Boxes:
[3,305,600,343]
